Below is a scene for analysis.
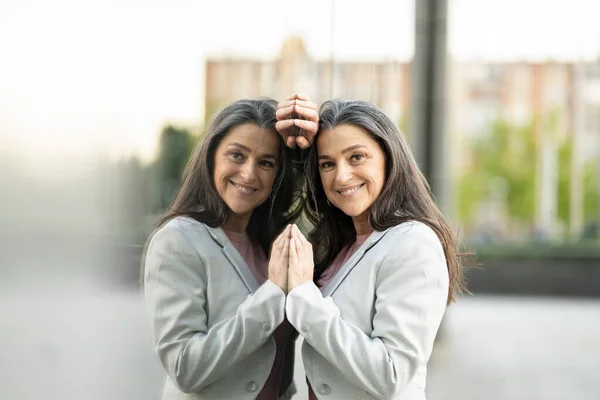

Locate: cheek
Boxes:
[213,165,226,186]
[213,162,235,190]
[370,161,387,190]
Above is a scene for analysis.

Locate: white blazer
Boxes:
[144,217,292,399]
[286,221,449,400]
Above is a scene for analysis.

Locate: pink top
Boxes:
[308,232,371,400]
[315,232,372,292]
[224,230,294,399]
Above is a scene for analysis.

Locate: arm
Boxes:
[285,224,449,399]
[144,225,286,393]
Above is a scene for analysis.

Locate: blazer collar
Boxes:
[204,225,261,294]
[322,228,392,297]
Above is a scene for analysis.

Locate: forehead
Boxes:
[220,123,279,153]
[317,124,378,154]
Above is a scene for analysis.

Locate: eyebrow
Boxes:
[318,144,367,160]
[342,145,367,154]
[228,142,279,160]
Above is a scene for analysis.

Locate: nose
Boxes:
[239,162,257,183]
[335,163,352,185]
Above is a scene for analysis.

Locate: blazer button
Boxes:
[262,323,271,331]
[317,384,331,395]
[301,324,310,332]
[245,381,258,392]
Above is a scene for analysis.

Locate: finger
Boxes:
[273,231,283,246]
[291,225,304,249]
[273,233,284,252]
[286,136,297,148]
[294,119,318,133]
[288,93,310,101]
[280,225,293,243]
[292,100,318,111]
[275,120,294,134]
[293,105,319,122]
[279,225,289,240]
[278,99,296,108]
[286,93,308,100]
[289,237,298,265]
[276,105,295,120]
[281,237,289,259]
[296,136,311,149]
[293,234,303,254]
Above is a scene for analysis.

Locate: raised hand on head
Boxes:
[276,94,319,149]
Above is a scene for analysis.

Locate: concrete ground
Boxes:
[1,283,598,400]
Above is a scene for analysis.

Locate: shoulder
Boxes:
[383,220,442,250]
[153,216,210,243]
[146,216,214,257]
[144,217,212,279]
[378,221,447,280]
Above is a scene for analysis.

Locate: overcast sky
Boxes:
[1,0,599,167]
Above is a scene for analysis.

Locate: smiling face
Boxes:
[213,123,280,232]
[317,124,387,234]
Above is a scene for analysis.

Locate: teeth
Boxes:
[339,184,363,195]
[232,182,255,194]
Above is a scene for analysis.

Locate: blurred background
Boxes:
[1,0,599,399]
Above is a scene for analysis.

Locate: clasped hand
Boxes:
[275,94,319,149]
[268,224,314,293]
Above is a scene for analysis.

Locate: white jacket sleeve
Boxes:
[144,225,285,393]
[285,224,449,399]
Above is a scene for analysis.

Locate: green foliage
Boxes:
[156,125,197,209]
[556,137,572,223]
[458,119,537,224]
[583,161,600,222]
[457,113,599,237]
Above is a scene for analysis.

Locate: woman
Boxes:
[144,97,317,399]
[283,100,467,399]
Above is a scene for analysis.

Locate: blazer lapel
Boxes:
[204,225,261,294]
[322,229,391,297]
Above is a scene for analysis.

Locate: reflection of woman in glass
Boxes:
[144,97,318,399]
[282,100,467,399]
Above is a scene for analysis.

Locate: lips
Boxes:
[230,181,257,194]
[336,183,365,197]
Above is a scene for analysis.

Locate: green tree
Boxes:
[458,113,600,239]
[457,119,537,226]
[156,125,197,209]
[583,161,600,234]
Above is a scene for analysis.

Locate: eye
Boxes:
[259,160,276,169]
[229,151,245,162]
[350,153,365,162]
[319,161,334,170]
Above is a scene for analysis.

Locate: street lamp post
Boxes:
[411,0,450,213]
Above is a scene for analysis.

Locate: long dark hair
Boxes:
[304,99,467,303]
[159,98,302,254]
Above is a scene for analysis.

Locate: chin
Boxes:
[229,199,268,216]
[226,202,252,215]
[339,207,364,218]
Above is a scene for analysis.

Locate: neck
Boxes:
[352,214,373,236]
[222,212,251,233]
